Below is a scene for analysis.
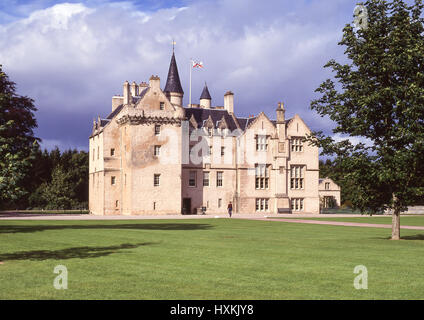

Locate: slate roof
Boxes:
[106,104,123,120]
[200,84,212,100]
[164,52,184,94]
[185,108,239,131]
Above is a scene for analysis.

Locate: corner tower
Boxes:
[164,51,184,106]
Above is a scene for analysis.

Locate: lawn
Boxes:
[0,218,423,299]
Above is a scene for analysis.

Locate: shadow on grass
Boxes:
[0,242,156,261]
[374,234,424,240]
[0,223,213,234]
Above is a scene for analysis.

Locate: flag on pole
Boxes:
[192,60,204,69]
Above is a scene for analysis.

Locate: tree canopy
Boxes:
[0,65,38,204]
[310,0,424,239]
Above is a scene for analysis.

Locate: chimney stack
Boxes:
[224,91,234,114]
[139,82,148,94]
[276,102,285,123]
[130,81,138,97]
[123,81,130,105]
[149,75,160,89]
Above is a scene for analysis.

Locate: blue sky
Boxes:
[0,0,362,151]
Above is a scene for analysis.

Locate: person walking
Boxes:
[227,201,233,218]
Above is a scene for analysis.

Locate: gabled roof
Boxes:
[185,108,239,131]
[164,52,184,94]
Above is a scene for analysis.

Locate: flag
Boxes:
[192,60,204,69]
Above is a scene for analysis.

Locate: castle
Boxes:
[89,51,340,215]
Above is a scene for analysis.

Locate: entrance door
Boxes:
[182,198,191,215]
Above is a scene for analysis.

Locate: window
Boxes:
[115,200,119,208]
[160,102,164,110]
[221,147,225,156]
[291,198,304,211]
[256,198,269,212]
[154,174,160,187]
[208,127,213,137]
[97,146,100,159]
[256,135,268,151]
[93,148,95,161]
[217,171,223,187]
[110,148,115,156]
[209,146,213,156]
[189,171,197,187]
[255,164,270,190]
[155,125,161,135]
[154,145,161,156]
[203,172,210,187]
[153,202,156,210]
[290,166,304,190]
[291,138,304,152]
[325,182,330,190]
[218,198,222,208]
[111,176,116,185]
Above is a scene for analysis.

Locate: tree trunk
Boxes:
[391,207,401,240]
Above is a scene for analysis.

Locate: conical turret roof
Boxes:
[164,52,184,94]
[200,83,211,100]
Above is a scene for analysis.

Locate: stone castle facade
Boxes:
[89,52,340,215]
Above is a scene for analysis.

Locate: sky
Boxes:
[0,0,362,151]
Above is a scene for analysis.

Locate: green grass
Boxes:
[268,216,424,227]
[0,219,423,299]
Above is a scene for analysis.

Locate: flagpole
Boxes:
[189,58,192,108]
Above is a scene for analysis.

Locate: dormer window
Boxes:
[155,125,161,135]
[160,102,164,110]
[208,127,213,137]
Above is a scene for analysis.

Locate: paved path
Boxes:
[0,212,387,220]
[241,217,424,230]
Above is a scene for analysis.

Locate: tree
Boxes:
[310,0,424,240]
[0,65,38,206]
[41,166,78,210]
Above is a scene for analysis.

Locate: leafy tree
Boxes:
[0,65,38,207]
[41,166,78,210]
[310,0,424,240]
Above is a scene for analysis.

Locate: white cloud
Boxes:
[332,133,374,147]
[0,0,355,149]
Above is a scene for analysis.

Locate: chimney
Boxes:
[123,81,130,105]
[149,75,160,89]
[130,81,138,97]
[139,82,148,94]
[224,91,234,114]
[112,96,124,112]
[276,102,285,123]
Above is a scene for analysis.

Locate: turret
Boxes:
[164,51,184,106]
[199,83,212,109]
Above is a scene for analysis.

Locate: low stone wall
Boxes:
[385,206,424,215]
